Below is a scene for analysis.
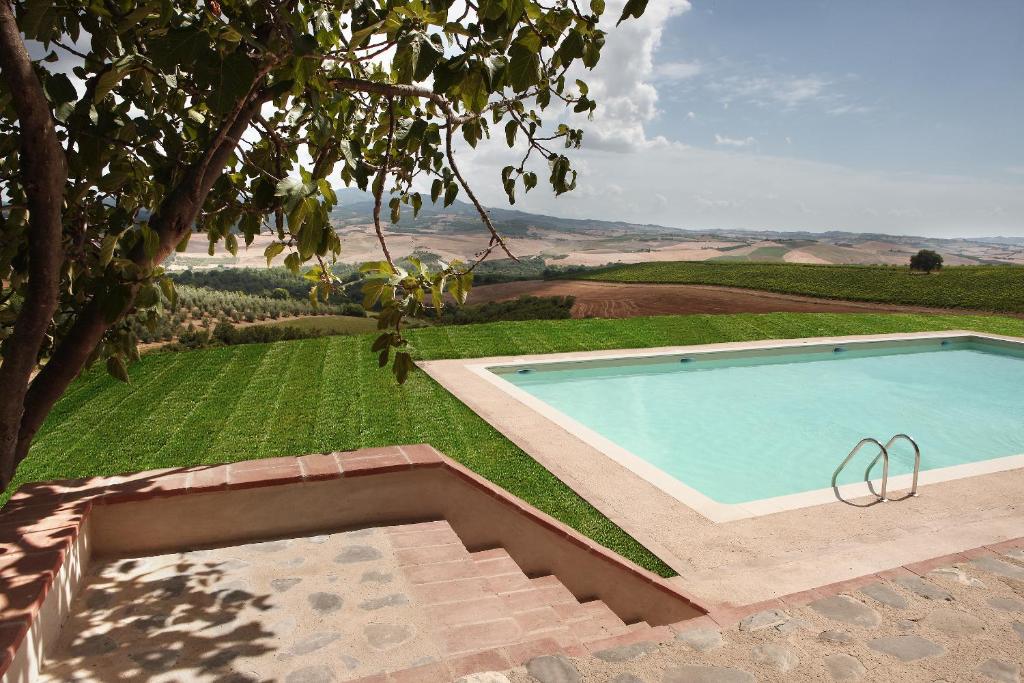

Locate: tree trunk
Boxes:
[11,94,270,477]
[0,0,69,489]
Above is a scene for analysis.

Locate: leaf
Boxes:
[350,20,385,48]
[175,231,192,253]
[135,283,159,308]
[98,233,118,267]
[443,181,458,207]
[159,277,177,308]
[504,120,518,148]
[94,66,129,101]
[556,29,585,64]
[140,225,160,261]
[147,27,211,70]
[523,171,538,193]
[208,52,258,115]
[459,69,488,113]
[44,73,77,104]
[393,351,414,384]
[617,0,648,24]
[225,232,238,257]
[275,177,312,209]
[106,356,130,384]
[507,44,541,92]
[264,242,285,266]
[430,178,443,203]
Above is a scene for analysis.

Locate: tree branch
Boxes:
[13,82,273,471]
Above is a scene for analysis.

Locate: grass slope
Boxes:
[18,313,1024,575]
[571,262,1024,313]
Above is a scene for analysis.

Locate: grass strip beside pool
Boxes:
[16,312,1024,576]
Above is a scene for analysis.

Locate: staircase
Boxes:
[384,520,666,679]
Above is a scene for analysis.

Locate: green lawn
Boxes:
[570,262,1024,313]
[17,312,1024,575]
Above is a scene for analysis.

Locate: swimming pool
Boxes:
[485,335,1024,517]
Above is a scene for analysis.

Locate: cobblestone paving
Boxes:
[40,527,441,681]
[492,549,1024,683]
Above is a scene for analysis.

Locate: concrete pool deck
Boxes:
[419,330,1024,607]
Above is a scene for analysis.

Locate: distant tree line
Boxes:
[166,322,334,352]
[171,267,360,302]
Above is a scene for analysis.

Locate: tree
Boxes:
[910,249,943,273]
[0,0,650,490]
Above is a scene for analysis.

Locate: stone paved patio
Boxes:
[40,526,444,681]
[37,520,658,682]
[489,548,1024,683]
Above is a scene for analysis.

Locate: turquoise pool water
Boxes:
[496,339,1024,504]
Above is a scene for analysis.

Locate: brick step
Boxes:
[470,548,642,645]
[372,524,666,680]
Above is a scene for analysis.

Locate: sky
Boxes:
[462,0,1024,237]
[34,1,1024,238]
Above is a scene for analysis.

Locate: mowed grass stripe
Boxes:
[148,345,263,467]
[204,341,298,461]
[15,313,1024,575]
[32,366,116,437]
[310,335,362,453]
[110,347,238,470]
[256,337,329,457]
[30,353,187,459]
[56,351,227,473]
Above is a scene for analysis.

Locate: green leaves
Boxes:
[504,120,518,147]
[43,73,77,105]
[548,155,577,195]
[1,0,631,418]
[617,0,649,24]
[443,181,459,207]
[208,52,257,115]
[508,44,541,92]
[147,27,211,70]
[106,355,130,384]
[264,242,285,267]
[393,33,443,85]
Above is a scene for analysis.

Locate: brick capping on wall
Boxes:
[0,444,706,679]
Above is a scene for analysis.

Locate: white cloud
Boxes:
[653,60,703,81]
[714,134,756,147]
[567,0,692,152]
[686,111,697,120]
[709,74,831,110]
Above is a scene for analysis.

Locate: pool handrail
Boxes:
[833,437,890,502]
[883,433,922,497]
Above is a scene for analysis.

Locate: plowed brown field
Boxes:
[467,280,992,319]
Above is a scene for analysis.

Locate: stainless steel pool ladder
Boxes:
[832,434,921,502]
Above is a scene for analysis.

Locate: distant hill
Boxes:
[166,188,1024,271]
